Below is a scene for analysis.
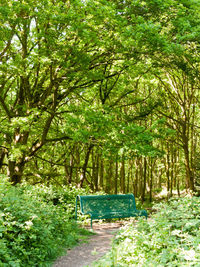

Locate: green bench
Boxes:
[75,194,148,228]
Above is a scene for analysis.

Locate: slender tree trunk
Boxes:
[75,144,80,184]
[184,146,195,191]
[64,162,69,185]
[165,143,170,195]
[105,159,113,194]
[79,144,93,188]
[92,149,99,192]
[134,158,139,197]
[176,151,180,197]
[114,157,118,194]
[182,113,195,191]
[158,159,164,189]
[190,103,196,190]
[127,160,132,193]
[70,153,74,184]
[127,168,130,194]
[149,158,153,202]
[182,131,194,191]
[141,157,147,203]
[64,146,74,184]
[170,144,175,197]
[120,156,125,193]
[99,158,104,190]
[139,157,143,197]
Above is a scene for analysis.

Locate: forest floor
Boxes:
[53,221,124,267]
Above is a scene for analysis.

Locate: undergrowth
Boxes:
[0,176,91,266]
[93,196,200,267]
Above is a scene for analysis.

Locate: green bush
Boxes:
[0,178,91,266]
[20,183,90,217]
[94,196,200,267]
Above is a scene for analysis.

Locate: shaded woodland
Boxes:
[1,0,200,199]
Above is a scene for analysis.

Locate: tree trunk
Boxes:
[149,158,153,202]
[99,158,104,190]
[139,157,143,197]
[64,152,74,184]
[170,144,174,197]
[79,145,93,188]
[8,160,25,185]
[75,144,80,184]
[0,149,6,169]
[166,143,170,194]
[182,124,195,191]
[141,157,147,203]
[184,145,195,191]
[114,157,118,194]
[105,159,113,194]
[127,160,132,193]
[92,150,99,192]
[120,156,125,193]
[134,158,139,197]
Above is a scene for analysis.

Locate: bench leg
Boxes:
[91,218,93,229]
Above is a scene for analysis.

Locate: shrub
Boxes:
[0,178,91,266]
[94,196,200,267]
[20,183,90,217]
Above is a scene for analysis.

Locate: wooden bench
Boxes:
[75,194,148,228]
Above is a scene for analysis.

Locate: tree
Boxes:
[0,0,133,184]
[1,0,200,198]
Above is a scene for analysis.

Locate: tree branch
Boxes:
[45,136,72,142]
[0,95,13,119]
[0,25,16,60]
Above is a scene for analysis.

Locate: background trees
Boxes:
[0,0,200,197]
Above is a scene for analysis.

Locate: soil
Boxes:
[52,222,123,267]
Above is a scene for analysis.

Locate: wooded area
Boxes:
[1,0,200,199]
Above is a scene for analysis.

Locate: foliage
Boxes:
[61,104,164,157]
[93,196,200,266]
[0,177,91,266]
[0,0,200,196]
[0,0,133,184]
[20,183,90,216]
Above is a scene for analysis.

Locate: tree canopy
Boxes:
[0,0,200,196]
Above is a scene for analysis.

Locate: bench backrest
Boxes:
[78,194,137,215]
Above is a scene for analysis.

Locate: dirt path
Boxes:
[53,222,123,267]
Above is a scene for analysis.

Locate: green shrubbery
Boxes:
[21,183,90,217]
[2,175,199,267]
[0,177,91,266]
[94,196,200,267]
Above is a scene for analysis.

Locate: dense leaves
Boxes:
[0,0,200,193]
[0,176,90,266]
[1,1,200,265]
[94,196,200,266]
